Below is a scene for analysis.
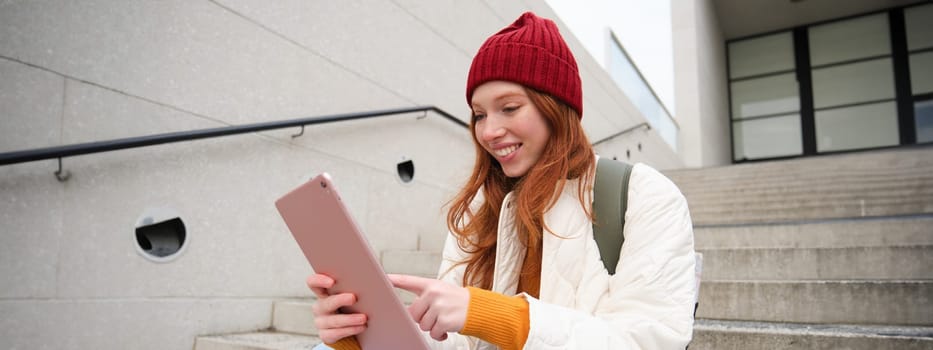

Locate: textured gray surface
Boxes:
[196,332,322,350]
[694,215,933,249]
[0,298,275,350]
[698,280,933,325]
[272,300,317,337]
[698,245,933,280]
[692,319,933,350]
[666,147,933,224]
[0,59,63,153]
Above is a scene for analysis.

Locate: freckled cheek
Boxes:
[472,129,489,153]
[473,124,486,142]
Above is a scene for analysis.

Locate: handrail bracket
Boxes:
[54,157,70,182]
[291,125,305,139]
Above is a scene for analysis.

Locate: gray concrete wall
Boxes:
[0,1,682,349]
[592,125,686,171]
[672,0,731,168]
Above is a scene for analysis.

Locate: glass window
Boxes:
[733,114,803,160]
[731,73,799,119]
[607,34,677,150]
[815,102,899,152]
[809,13,890,66]
[910,51,933,95]
[905,3,933,51]
[727,6,928,161]
[729,32,795,79]
[811,58,895,109]
[917,99,933,143]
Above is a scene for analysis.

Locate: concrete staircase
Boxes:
[191,256,429,350]
[666,147,933,226]
[194,146,933,349]
[194,300,322,349]
[666,146,933,349]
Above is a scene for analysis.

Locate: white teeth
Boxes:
[494,144,519,157]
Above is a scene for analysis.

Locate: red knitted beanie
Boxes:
[466,12,583,118]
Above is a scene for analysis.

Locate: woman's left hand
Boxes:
[388,274,470,341]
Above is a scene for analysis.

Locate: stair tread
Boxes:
[663,147,933,226]
[695,319,933,339]
[698,244,933,251]
[196,331,321,350]
[694,213,933,226]
[702,279,933,283]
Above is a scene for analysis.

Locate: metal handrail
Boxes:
[0,105,466,167]
[592,122,651,146]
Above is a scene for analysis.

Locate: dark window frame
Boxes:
[726,2,933,163]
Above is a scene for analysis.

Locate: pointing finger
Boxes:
[387,274,431,295]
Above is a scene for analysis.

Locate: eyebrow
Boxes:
[471,91,526,109]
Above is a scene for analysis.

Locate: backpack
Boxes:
[593,159,704,329]
[592,157,633,275]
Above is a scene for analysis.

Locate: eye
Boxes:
[502,105,520,114]
[472,113,486,121]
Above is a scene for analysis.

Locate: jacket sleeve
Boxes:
[436,231,469,287]
[523,164,697,349]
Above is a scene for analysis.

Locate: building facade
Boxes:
[674,0,932,165]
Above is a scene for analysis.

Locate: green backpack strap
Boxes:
[592,157,633,275]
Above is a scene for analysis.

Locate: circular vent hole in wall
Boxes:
[397,158,415,183]
[135,207,188,262]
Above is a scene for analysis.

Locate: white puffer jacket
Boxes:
[428,162,696,350]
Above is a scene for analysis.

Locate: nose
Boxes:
[478,116,506,142]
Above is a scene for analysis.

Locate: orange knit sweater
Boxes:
[326,287,531,350]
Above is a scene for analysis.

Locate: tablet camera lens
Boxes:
[320,181,327,188]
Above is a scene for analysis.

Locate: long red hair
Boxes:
[446,87,595,289]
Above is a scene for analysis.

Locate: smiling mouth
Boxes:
[494,144,520,157]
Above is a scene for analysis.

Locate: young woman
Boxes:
[308,11,696,350]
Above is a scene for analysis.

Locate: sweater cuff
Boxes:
[325,336,361,350]
[460,287,530,350]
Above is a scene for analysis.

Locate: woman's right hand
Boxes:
[306,274,368,344]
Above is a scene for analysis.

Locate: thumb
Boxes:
[387,274,430,295]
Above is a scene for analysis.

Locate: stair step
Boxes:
[698,245,933,280]
[194,332,321,350]
[381,250,441,278]
[694,215,933,249]
[697,280,933,325]
[671,168,933,192]
[665,147,933,225]
[669,165,933,191]
[687,199,933,225]
[691,319,933,350]
[682,190,933,212]
[673,167,933,185]
[272,298,419,338]
[677,177,933,198]
[379,250,441,303]
[272,300,316,337]
[665,147,933,184]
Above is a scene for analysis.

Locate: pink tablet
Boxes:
[275,173,430,349]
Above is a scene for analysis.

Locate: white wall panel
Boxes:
[0,59,63,152]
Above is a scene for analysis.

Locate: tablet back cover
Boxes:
[275,173,429,349]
